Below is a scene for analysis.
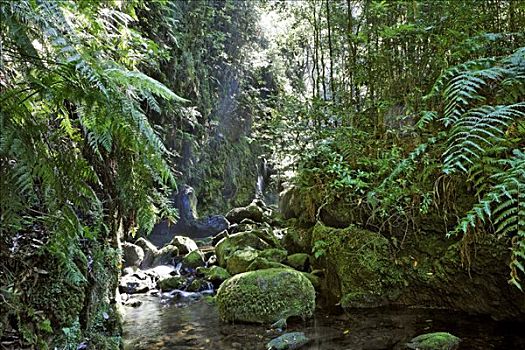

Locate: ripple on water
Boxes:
[123,295,525,350]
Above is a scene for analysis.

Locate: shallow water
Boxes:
[123,294,525,350]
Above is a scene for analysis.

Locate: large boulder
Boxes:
[182,250,205,269]
[121,242,144,268]
[215,232,270,267]
[226,201,264,224]
[406,332,461,350]
[197,266,231,286]
[169,236,198,255]
[216,268,316,324]
[134,237,158,268]
[226,247,260,275]
[151,244,179,266]
[311,223,403,309]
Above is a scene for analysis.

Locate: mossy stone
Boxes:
[216,268,315,324]
[226,247,260,275]
[259,248,288,263]
[182,250,205,269]
[215,232,269,267]
[312,223,403,308]
[152,244,179,266]
[197,266,231,283]
[407,332,461,350]
[158,276,186,291]
[286,253,310,271]
[247,257,290,271]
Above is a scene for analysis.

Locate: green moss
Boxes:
[259,248,288,263]
[286,253,310,271]
[247,257,290,271]
[158,276,186,290]
[216,268,316,324]
[215,232,269,267]
[197,266,231,283]
[182,250,205,268]
[226,247,260,275]
[407,332,461,350]
[282,222,313,254]
[312,223,403,308]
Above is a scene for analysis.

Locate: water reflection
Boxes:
[123,295,525,350]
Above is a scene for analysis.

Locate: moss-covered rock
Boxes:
[286,253,310,271]
[267,332,309,350]
[226,247,260,275]
[406,332,461,350]
[121,242,144,268]
[134,237,158,268]
[182,250,205,269]
[247,257,290,271]
[215,232,269,267]
[312,223,403,309]
[216,268,315,324]
[226,201,264,224]
[158,276,186,291]
[197,266,231,284]
[282,222,313,255]
[259,248,288,263]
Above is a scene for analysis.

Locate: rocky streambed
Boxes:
[119,198,525,350]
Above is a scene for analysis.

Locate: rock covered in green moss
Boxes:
[406,332,461,350]
[247,257,290,271]
[215,232,269,266]
[267,332,309,350]
[216,268,315,324]
[158,275,186,290]
[259,248,288,263]
[286,253,310,271]
[282,223,313,254]
[226,202,264,223]
[182,250,205,268]
[226,247,260,274]
[197,266,231,284]
[312,223,403,308]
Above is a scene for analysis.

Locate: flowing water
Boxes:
[123,293,525,350]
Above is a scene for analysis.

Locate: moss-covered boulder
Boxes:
[216,268,315,324]
[158,276,186,291]
[182,250,205,269]
[259,248,288,263]
[215,232,270,266]
[406,332,461,350]
[134,237,158,268]
[226,202,264,224]
[282,222,313,255]
[197,266,231,285]
[312,223,403,308]
[286,253,310,271]
[226,247,260,275]
[247,257,290,271]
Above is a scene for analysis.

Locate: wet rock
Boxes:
[170,236,199,255]
[267,332,309,350]
[406,332,461,350]
[215,232,269,267]
[123,298,143,308]
[216,268,315,324]
[152,244,179,266]
[226,202,264,224]
[122,242,144,268]
[286,253,310,272]
[135,237,158,268]
[197,266,231,285]
[226,247,260,275]
[186,279,205,292]
[158,276,186,291]
[182,250,205,269]
[119,275,151,294]
[246,257,289,271]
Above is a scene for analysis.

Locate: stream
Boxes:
[123,293,525,350]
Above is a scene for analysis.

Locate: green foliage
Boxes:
[428,47,525,288]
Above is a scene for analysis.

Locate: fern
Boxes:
[430,47,525,288]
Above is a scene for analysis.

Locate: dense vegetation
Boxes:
[0,0,524,349]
